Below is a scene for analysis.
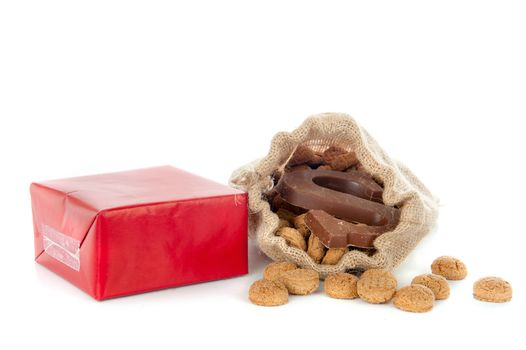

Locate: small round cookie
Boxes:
[431,256,467,280]
[357,269,397,304]
[279,268,320,295]
[473,277,512,303]
[393,285,435,313]
[249,279,288,306]
[293,214,311,238]
[321,248,348,265]
[329,151,358,171]
[276,227,307,251]
[411,273,450,300]
[287,145,322,167]
[263,261,298,282]
[307,233,326,264]
[322,146,358,171]
[324,272,359,299]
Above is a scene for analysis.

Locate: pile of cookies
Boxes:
[249,256,513,311]
[249,263,319,306]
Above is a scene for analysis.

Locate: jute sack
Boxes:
[230,113,438,276]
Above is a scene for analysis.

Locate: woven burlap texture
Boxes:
[230,113,439,277]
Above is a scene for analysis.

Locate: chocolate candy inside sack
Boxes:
[305,210,397,248]
[275,167,400,249]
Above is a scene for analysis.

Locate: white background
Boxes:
[1,1,524,349]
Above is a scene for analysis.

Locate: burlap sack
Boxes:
[230,113,438,276]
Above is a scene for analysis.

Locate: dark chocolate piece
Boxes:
[305,209,397,248]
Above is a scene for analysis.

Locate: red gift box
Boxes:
[30,166,248,300]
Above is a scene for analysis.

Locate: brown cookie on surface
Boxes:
[473,277,512,303]
[293,213,311,238]
[324,272,359,299]
[249,279,289,306]
[263,262,298,282]
[307,233,326,264]
[276,227,307,251]
[321,248,348,265]
[279,268,320,295]
[393,285,435,313]
[411,274,450,300]
[357,269,397,304]
[431,256,467,280]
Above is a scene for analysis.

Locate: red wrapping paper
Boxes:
[30,166,248,300]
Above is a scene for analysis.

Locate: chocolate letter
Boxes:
[275,167,400,248]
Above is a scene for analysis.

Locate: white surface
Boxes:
[1,1,524,349]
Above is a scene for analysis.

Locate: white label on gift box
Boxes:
[42,224,80,271]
